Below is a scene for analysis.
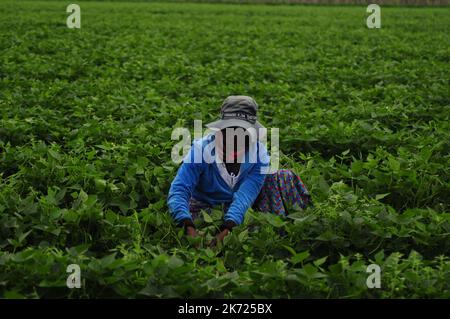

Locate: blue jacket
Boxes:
[168,134,270,226]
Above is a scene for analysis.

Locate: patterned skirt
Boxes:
[189,169,312,219]
[252,169,312,216]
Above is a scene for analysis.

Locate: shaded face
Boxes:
[215,126,250,163]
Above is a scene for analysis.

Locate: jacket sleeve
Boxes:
[223,144,270,226]
[167,143,203,225]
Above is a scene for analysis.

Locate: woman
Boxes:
[168,96,312,245]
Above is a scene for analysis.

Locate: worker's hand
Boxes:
[210,229,229,247]
[216,229,230,242]
[185,226,198,238]
[186,226,201,249]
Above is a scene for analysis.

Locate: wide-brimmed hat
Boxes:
[205,95,264,131]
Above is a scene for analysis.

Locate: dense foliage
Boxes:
[0,1,449,298]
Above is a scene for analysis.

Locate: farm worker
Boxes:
[168,96,312,245]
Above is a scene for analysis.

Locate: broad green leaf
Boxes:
[291,251,310,265]
[202,211,213,223]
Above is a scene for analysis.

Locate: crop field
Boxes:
[0,1,449,298]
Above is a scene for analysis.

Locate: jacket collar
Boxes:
[202,134,257,175]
